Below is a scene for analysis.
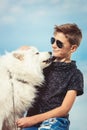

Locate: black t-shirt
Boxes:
[27,61,84,116]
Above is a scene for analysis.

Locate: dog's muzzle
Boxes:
[43,56,56,64]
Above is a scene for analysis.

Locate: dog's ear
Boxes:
[13,53,24,61]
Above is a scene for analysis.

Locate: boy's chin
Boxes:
[53,53,61,58]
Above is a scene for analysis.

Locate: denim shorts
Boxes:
[22,117,70,130]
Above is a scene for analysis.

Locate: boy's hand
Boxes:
[16,116,38,128]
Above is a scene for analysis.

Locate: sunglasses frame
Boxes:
[51,37,64,48]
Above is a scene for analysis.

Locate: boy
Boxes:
[16,23,84,130]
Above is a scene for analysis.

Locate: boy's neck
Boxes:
[55,57,71,63]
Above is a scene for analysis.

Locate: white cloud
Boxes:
[18,0,46,5]
[50,0,87,14]
[0,0,48,24]
[50,0,61,4]
[10,5,24,15]
[18,0,38,5]
[27,10,47,23]
[0,0,87,25]
[0,0,7,8]
[0,0,9,14]
[1,15,16,24]
[0,0,24,24]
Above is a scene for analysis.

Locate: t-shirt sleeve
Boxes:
[68,69,84,96]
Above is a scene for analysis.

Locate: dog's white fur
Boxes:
[0,46,52,130]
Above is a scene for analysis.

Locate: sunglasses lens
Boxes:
[51,37,55,44]
[56,40,63,48]
[51,37,63,48]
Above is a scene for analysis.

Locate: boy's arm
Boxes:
[16,90,77,128]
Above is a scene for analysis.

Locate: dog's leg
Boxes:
[2,116,17,130]
[0,116,4,130]
[2,118,12,130]
[0,123,3,130]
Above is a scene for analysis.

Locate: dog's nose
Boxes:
[48,52,52,55]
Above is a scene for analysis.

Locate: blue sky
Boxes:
[0,0,87,129]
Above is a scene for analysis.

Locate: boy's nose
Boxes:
[52,42,57,48]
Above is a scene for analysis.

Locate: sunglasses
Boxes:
[51,37,63,48]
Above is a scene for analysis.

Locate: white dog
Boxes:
[0,46,55,130]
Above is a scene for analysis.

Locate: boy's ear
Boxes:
[71,45,78,53]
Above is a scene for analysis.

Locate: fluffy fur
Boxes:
[0,46,52,130]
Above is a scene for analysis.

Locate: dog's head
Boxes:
[2,46,55,86]
[12,46,55,69]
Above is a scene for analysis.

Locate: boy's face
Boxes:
[51,32,77,61]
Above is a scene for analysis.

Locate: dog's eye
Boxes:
[35,52,39,55]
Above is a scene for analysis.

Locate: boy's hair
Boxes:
[54,23,82,47]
